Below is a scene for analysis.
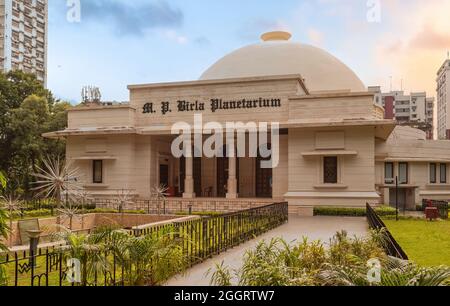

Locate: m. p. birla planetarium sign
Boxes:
[142,98,282,115]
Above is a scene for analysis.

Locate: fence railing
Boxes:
[366,203,408,260]
[0,202,288,286]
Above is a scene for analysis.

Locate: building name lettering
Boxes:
[142,98,282,115]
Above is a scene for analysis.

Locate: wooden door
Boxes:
[256,157,273,198]
[159,164,169,188]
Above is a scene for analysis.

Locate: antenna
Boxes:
[389,76,393,92]
[401,78,403,91]
[81,86,102,104]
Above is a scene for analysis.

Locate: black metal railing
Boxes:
[0,202,288,287]
[366,203,408,260]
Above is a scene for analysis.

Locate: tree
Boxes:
[8,95,50,178]
[0,71,53,173]
[0,172,9,286]
[0,71,71,197]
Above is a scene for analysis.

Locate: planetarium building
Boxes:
[45,32,450,215]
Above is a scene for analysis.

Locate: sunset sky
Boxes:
[47,0,450,102]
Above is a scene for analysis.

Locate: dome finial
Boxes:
[261,31,292,42]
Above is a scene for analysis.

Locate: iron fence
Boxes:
[366,203,408,260]
[0,202,288,286]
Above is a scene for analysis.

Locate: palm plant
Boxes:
[32,156,82,224]
[209,261,233,286]
[319,256,450,286]
[52,227,111,286]
[151,185,169,215]
[209,231,450,287]
[108,227,186,286]
[0,193,24,246]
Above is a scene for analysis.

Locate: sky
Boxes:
[47,0,450,103]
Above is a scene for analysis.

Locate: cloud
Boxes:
[80,0,183,36]
[164,30,188,44]
[374,0,450,96]
[307,28,324,46]
[408,24,450,50]
[194,36,211,46]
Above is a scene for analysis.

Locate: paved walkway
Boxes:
[166,216,368,286]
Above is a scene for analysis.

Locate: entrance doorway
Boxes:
[159,164,169,188]
[256,156,273,198]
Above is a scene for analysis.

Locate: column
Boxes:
[226,155,238,199]
[183,156,195,198]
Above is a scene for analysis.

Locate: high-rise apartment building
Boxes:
[369,86,435,139]
[437,59,450,140]
[0,0,47,85]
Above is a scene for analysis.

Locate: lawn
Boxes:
[383,218,450,267]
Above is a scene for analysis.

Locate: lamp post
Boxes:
[27,230,42,267]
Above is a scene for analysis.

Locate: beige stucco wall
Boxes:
[286,126,379,208]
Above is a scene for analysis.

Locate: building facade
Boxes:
[0,0,47,85]
[45,32,450,214]
[369,86,434,139]
[437,59,450,140]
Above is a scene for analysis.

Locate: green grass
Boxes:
[383,218,450,267]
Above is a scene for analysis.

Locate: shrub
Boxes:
[9,208,147,220]
[209,231,450,286]
[314,206,396,217]
[175,211,223,217]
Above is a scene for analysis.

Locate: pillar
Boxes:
[183,156,195,198]
[226,155,238,199]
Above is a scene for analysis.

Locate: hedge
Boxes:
[314,206,397,217]
[9,208,147,220]
[175,211,223,217]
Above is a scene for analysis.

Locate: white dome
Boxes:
[200,31,366,93]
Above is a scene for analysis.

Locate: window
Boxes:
[323,156,338,184]
[430,163,437,184]
[440,164,447,184]
[385,163,394,184]
[93,160,103,184]
[399,163,409,184]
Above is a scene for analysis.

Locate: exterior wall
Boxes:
[375,126,450,206]
[0,0,48,84]
[286,126,379,208]
[272,134,288,200]
[67,135,137,196]
[437,60,450,140]
[68,106,136,129]
[130,78,302,127]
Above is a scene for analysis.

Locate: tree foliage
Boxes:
[0,71,71,197]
